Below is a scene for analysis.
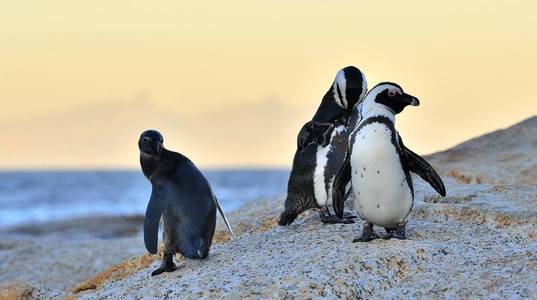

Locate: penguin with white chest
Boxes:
[279,66,368,226]
[333,82,446,241]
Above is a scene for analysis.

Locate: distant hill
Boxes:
[428,116,537,185]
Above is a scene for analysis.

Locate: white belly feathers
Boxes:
[313,125,345,207]
[350,122,413,228]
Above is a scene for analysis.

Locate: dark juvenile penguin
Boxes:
[332,83,446,242]
[279,66,368,226]
[138,130,234,276]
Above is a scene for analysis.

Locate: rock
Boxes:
[428,115,537,185]
[0,281,34,300]
[73,182,537,298]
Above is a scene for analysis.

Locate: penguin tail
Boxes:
[213,194,235,239]
[278,210,298,226]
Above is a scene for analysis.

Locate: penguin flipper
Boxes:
[144,186,166,254]
[399,136,446,197]
[333,152,352,218]
[297,121,334,152]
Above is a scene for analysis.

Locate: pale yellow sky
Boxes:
[1,0,536,168]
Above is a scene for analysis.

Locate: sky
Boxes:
[1,0,536,169]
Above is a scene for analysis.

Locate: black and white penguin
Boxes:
[279,66,368,226]
[138,130,235,276]
[332,82,446,241]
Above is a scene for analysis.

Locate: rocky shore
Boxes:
[0,116,536,299]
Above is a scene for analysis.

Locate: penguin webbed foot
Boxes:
[151,264,177,276]
[151,254,177,276]
[319,207,355,224]
[343,212,358,219]
[383,231,406,240]
[383,221,407,240]
[352,221,380,242]
[353,231,380,242]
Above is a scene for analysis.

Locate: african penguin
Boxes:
[279,66,368,226]
[332,83,446,241]
[138,130,235,276]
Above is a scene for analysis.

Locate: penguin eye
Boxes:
[388,91,396,97]
[143,137,150,143]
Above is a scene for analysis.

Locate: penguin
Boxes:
[278,66,368,226]
[138,130,235,276]
[332,82,446,242]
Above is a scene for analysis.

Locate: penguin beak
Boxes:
[403,93,420,106]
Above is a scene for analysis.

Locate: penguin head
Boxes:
[312,66,368,122]
[138,130,164,156]
[332,66,368,112]
[362,82,420,115]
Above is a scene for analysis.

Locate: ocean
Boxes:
[0,169,289,228]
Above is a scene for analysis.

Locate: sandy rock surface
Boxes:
[0,281,34,300]
[76,181,537,299]
[428,116,537,185]
[0,235,145,298]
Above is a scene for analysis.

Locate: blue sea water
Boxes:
[0,169,289,228]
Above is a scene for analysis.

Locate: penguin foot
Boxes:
[151,254,177,276]
[384,221,407,240]
[321,214,356,224]
[352,221,379,242]
[383,232,406,240]
[343,212,358,219]
[151,264,177,276]
[278,210,298,226]
[352,233,380,243]
[319,207,355,224]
